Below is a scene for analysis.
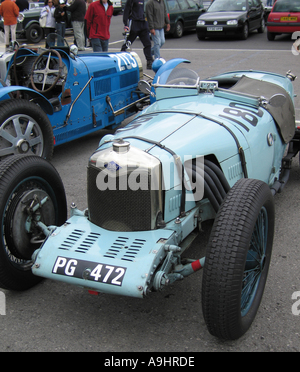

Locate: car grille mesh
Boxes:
[94,78,111,96]
[205,20,227,25]
[87,166,152,231]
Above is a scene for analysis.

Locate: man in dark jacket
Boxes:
[146,0,170,60]
[121,0,152,69]
[15,0,29,11]
[85,0,113,52]
[66,0,86,50]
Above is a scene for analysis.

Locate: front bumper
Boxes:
[32,214,174,298]
[196,24,243,36]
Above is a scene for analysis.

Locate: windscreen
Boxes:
[208,0,247,12]
[273,0,300,12]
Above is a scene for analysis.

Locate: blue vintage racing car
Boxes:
[0,59,299,340]
[0,35,148,160]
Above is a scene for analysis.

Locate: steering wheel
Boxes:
[30,49,63,93]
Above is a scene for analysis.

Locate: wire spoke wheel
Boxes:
[202,178,275,340]
[241,206,268,316]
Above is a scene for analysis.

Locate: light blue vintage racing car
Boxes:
[0,35,148,160]
[0,59,299,340]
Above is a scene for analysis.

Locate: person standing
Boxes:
[15,0,29,11]
[54,0,67,42]
[85,0,113,52]
[145,0,170,60]
[0,0,19,47]
[40,0,56,45]
[121,0,152,69]
[66,0,86,51]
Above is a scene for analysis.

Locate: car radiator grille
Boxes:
[87,166,152,232]
[205,21,227,25]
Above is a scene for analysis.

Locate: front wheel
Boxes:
[202,178,275,340]
[26,23,43,43]
[240,23,249,40]
[257,18,265,33]
[0,155,67,290]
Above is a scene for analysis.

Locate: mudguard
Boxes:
[150,58,190,102]
[0,86,54,115]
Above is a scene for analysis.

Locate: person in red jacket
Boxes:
[85,0,113,52]
[0,0,19,47]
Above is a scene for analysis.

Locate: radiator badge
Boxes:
[105,161,122,172]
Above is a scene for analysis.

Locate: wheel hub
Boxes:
[10,189,55,259]
[17,139,30,154]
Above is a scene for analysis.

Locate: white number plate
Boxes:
[207,26,223,31]
[52,256,126,286]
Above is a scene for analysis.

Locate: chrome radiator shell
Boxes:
[87,141,163,231]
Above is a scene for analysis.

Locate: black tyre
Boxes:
[267,31,275,41]
[0,155,67,290]
[240,22,249,40]
[0,99,54,160]
[197,32,206,40]
[202,178,275,340]
[174,21,183,38]
[25,23,43,44]
[257,17,265,33]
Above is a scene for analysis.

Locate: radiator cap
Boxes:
[113,138,130,153]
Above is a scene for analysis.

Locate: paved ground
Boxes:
[0,19,300,353]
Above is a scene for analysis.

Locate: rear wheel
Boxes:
[0,155,67,290]
[257,18,265,33]
[267,31,276,41]
[174,21,183,38]
[202,178,275,340]
[0,99,54,160]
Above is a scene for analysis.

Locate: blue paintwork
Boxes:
[32,214,175,298]
[31,60,296,298]
[0,48,145,148]
[0,86,53,114]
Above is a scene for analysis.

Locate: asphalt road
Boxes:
[0,15,300,353]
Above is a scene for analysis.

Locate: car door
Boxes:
[247,0,262,30]
[177,0,198,30]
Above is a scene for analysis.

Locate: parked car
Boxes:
[111,0,123,14]
[29,2,45,9]
[0,7,72,44]
[0,57,298,340]
[164,0,205,37]
[0,34,149,160]
[196,0,266,40]
[266,0,300,41]
[143,0,205,38]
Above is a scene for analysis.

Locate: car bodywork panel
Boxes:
[0,44,146,151]
[30,61,297,299]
